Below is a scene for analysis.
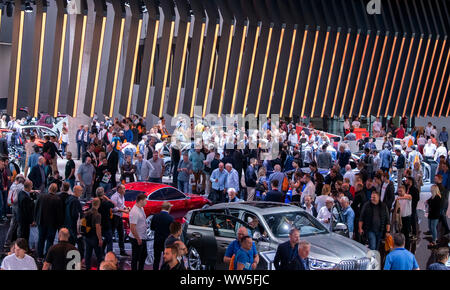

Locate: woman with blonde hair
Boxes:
[255,167,268,200]
[315,184,331,212]
[427,185,442,246]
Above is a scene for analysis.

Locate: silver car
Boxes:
[183,202,380,270]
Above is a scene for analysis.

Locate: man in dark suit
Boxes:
[289,240,311,270]
[34,183,64,259]
[82,126,90,156]
[106,144,119,188]
[245,158,258,201]
[82,143,98,167]
[405,177,420,238]
[76,125,85,160]
[0,133,8,156]
[28,156,47,191]
[264,180,284,202]
[274,228,300,270]
[150,202,174,270]
[17,180,35,242]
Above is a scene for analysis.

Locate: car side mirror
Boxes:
[333,223,347,232]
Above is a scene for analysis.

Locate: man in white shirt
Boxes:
[301,174,316,204]
[423,139,437,160]
[317,197,334,231]
[343,165,356,186]
[288,129,298,149]
[434,143,448,161]
[403,133,415,148]
[129,193,148,271]
[425,122,433,138]
[110,185,130,256]
[395,186,413,250]
[373,117,382,137]
[352,118,361,128]
[1,238,37,270]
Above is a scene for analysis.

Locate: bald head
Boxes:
[73,185,83,197]
[58,228,70,241]
[237,227,249,240]
[345,164,351,171]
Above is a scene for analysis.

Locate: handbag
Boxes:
[384,234,394,252]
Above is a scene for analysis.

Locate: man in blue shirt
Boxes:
[234,236,255,270]
[384,233,419,270]
[224,227,259,269]
[225,163,240,193]
[268,165,285,192]
[209,163,227,203]
[427,247,449,270]
[339,196,355,239]
[379,145,392,172]
[438,127,448,149]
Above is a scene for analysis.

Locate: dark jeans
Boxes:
[84,235,103,270]
[172,161,179,185]
[5,207,18,246]
[68,226,85,258]
[208,189,224,204]
[0,191,3,218]
[0,190,7,218]
[61,142,67,156]
[77,142,82,160]
[112,215,125,252]
[130,237,147,271]
[401,216,411,251]
[17,222,30,242]
[178,180,190,193]
[439,205,450,234]
[411,208,418,236]
[37,225,57,258]
[367,231,382,251]
[148,177,162,183]
[153,240,164,270]
[102,229,113,254]
[66,178,75,191]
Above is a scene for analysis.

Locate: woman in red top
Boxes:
[395,124,405,139]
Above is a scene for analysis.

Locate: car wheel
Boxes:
[164,161,172,177]
[187,247,204,270]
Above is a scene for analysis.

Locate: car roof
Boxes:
[124,182,175,194]
[205,201,303,215]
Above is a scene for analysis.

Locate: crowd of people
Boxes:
[0,112,448,270]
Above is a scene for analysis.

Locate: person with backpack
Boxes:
[83,197,103,270]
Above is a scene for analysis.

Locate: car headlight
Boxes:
[309,258,337,270]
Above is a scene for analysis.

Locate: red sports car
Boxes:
[121,182,211,221]
[82,182,210,237]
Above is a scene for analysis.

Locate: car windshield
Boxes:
[263,211,328,238]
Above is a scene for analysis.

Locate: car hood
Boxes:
[279,233,369,264]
